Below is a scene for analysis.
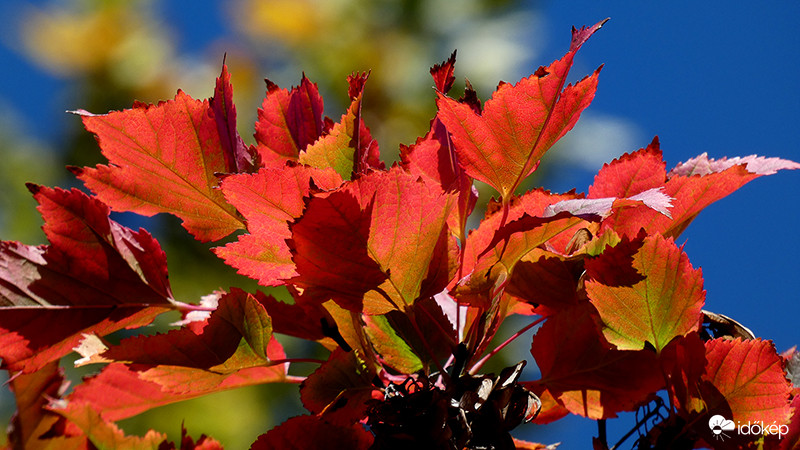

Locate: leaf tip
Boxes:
[25,182,41,195]
[570,18,609,52]
[66,165,85,177]
[68,109,96,117]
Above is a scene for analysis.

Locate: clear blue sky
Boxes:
[0,1,797,448]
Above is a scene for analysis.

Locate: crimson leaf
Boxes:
[71,67,246,241]
[436,19,606,207]
[0,185,173,373]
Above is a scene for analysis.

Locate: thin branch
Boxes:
[468,315,545,375]
[597,419,609,450]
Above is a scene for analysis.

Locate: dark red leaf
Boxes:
[529,303,664,419]
[586,234,705,353]
[210,62,258,173]
[505,254,584,313]
[300,349,381,426]
[659,333,707,415]
[583,230,646,287]
[0,186,173,373]
[250,415,373,450]
[255,74,326,163]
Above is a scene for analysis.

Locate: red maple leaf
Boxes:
[71,66,247,241]
[213,164,335,287]
[436,19,606,211]
[702,338,792,424]
[528,303,664,420]
[255,74,328,164]
[64,289,287,421]
[289,167,455,314]
[586,234,705,353]
[0,186,174,373]
[589,137,800,238]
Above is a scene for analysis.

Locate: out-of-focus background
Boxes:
[0,0,797,448]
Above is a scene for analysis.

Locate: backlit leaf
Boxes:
[6,361,79,449]
[702,338,792,424]
[436,19,606,205]
[0,186,173,373]
[586,234,705,352]
[290,168,453,314]
[454,212,586,308]
[53,402,168,450]
[72,86,245,241]
[589,137,800,238]
[458,188,584,282]
[529,303,664,419]
[255,75,327,164]
[214,165,339,286]
[65,289,287,418]
[299,72,383,179]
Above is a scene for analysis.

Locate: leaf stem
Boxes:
[597,419,609,450]
[468,315,545,375]
[609,397,669,450]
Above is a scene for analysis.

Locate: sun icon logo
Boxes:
[708,414,735,441]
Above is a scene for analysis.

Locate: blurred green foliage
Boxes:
[1,0,541,446]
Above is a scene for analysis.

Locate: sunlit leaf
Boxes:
[0,186,173,373]
[529,303,664,419]
[290,167,453,314]
[702,338,792,424]
[436,19,606,205]
[590,138,800,238]
[72,85,246,241]
[586,234,705,352]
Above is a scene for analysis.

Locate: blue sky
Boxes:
[0,0,797,448]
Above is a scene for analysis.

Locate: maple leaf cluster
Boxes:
[1,19,799,449]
